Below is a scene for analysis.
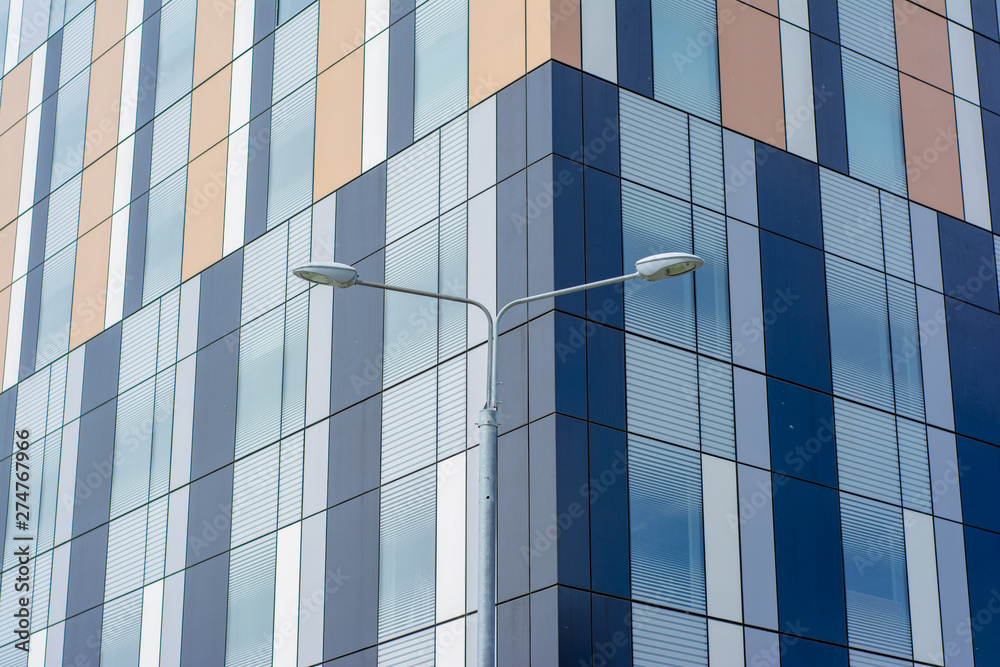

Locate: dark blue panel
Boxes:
[526,64,553,165]
[244,108,271,244]
[191,331,239,478]
[582,75,619,175]
[973,0,1000,41]
[497,172,528,333]
[757,146,822,248]
[616,0,653,97]
[66,524,109,616]
[123,192,148,318]
[324,489,379,660]
[977,34,1000,116]
[983,110,1000,233]
[760,231,831,393]
[17,266,41,381]
[555,416,590,588]
[588,424,628,595]
[131,122,154,201]
[331,251,383,414]
[197,248,243,349]
[552,156,585,316]
[767,377,837,487]
[584,167,623,328]
[186,464,233,565]
[251,34,275,120]
[334,163,386,265]
[42,29,62,102]
[958,437,1000,533]
[551,64,583,161]
[554,315,588,421]
[967,526,1000,664]
[27,197,47,272]
[779,635,848,667]
[811,35,848,175]
[586,325,625,431]
[72,400,116,537]
[497,78,527,181]
[62,604,103,667]
[327,395,381,508]
[136,11,159,129]
[773,475,846,644]
[557,587,591,665]
[591,594,631,667]
[947,297,1000,445]
[80,323,122,414]
[253,0,277,42]
[0,387,16,459]
[181,553,230,666]
[939,213,999,313]
[808,0,839,43]
[386,12,414,157]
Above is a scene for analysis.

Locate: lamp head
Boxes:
[292,262,359,288]
[635,252,704,281]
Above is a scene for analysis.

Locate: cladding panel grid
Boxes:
[631,601,708,667]
[620,90,691,202]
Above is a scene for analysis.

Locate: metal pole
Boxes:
[476,407,498,667]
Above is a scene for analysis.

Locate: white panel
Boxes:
[3,276,26,390]
[435,617,466,667]
[466,187,496,349]
[169,355,196,489]
[709,620,745,667]
[361,30,389,172]
[703,455,742,622]
[581,0,617,82]
[176,275,200,361]
[916,287,954,431]
[468,96,496,197]
[780,22,816,161]
[114,135,135,212]
[164,487,189,575]
[12,211,30,280]
[273,523,302,667]
[43,622,64,667]
[304,287,333,425]
[302,422,329,517]
[47,543,70,624]
[3,0,23,74]
[18,108,39,215]
[224,124,250,256]
[229,50,253,133]
[63,346,85,423]
[956,98,991,230]
[779,0,809,28]
[27,38,45,110]
[159,572,185,667]
[297,512,326,667]
[105,207,130,328]
[947,0,972,27]
[125,0,144,34]
[119,30,142,141]
[904,509,943,665]
[365,0,390,39]
[233,0,256,58]
[27,628,46,667]
[949,23,979,105]
[727,219,765,372]
[138,580,164,667]
[437,452,466,623]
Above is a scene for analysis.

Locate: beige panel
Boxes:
[895,0,951,92]
[526,0,552,70]
[550,0,581,68]
[314,48,364,201]
[901,74,964,219]
[182,139,228,280]
[0,55,31,135]
[70,220,112,349]
[194,0,235,86]
[92,0,128,60]
[79,148,117,236]
[318,0,365,72]
[739,0,778,16]
[85,42,125,166]
[190,65,232,160]
[910,0,946,15]
[0,221,16,288]
[718,0,785,149]
[469,0,526,106]
[0,120,25,228]
[0,286,8,383]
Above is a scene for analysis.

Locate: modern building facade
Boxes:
[0,0,998,665]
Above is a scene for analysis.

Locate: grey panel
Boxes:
[734,367,769,468]
[386,12,414,158]
[0,388,16,459]
[123,192,148,318]
[61,604,103,667]
[80,323,122,415]
[330,252,384,414]
[244,109,271,244]
[528,313,555,424]
[496,323,527,434]
[497,79,527,182]
[18,266,42,381]
[497,596,530,667]
[723,130,758,225]
[190,332,239,479]
[911,202,943,292]
[526,64,554,166]
[935,518,974,667]
[65,523,109,618]
[498,425,529,602]
[334,164,386,266]
[728,219,765,371]
[527,416,557,589]
[526,158,555,320]
[529,587,558,665]
[180,552,230,667]
[916,286,954,430]
[496,171,528,333]
[744,627,780,667]
[327,395,381,508]
[250,32,275,119]
[322,647,377,666]
[185,464,233,566]
[71,400,116,537]
[324,489,379,660]
[738,464,779,629]
[928,426,962,522]
[197,249,243,350]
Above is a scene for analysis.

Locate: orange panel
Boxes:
[910,0,946,15]
[182,139,228,280]
[92,0,128,60]
[0,120,25,228]
[0,220,16,288]
[469,0,526,106]
[318,0,365,72]
[85,42,125,166]
[895,0,951,92]
[190,65,232,160]
[194,0,235,86]
[739,0,778,16]
[0,56,31,135]
[0,287,8,382]
[550,0,581,68]
[718,0,785,149]
[526,0,551,70]
[70,220,112,349]
[79,148,117,236]
[314,48,363,201]
[901,74,963,219]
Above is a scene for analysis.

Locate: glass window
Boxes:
[897,417,931,514]
[886,277,923,420]
[440,114,468,213]
[50,70,90,190]
[231,444,279,547]
[118,303,159,393]
[149,95,192,189]
[225,534,277,667]
[626,335,699,449]
[698,356,734,458]
[267,80,315,229]
[272,3,318,104]
[834,398,900,506]
[690,117,724,213]
[631,602,708,665]
[651,0,720,122]
[629,434,704,612]
[110,378,155,518]
[378,627,435,666]
[100,590,142,666]
[278,0,313,24]
[18,0,51,61]
[45,175,82,259]
[838,0,897,68]
[619,90,690,201]
[142,170,186,305]
[438,204,466,361]
[155,0,197,114]
[693,206,729,360]
[386,133,439,245]
[383,222,438,385]
[34,245,75,368]
[880,192,913,282]
[104,510,146,602]
[57,2,94,86]
[242,225,288,325]
[235,308,284,458]
[413,0,468,138]
[149,367,174,500]
[280,293,307,437]
[820,168,884,271]
[381,368,436,484]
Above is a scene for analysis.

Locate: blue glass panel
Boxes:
[938,213,999,313]
[982,109,1000,233]
[767,377,838,487]
[780,635,848,667]
[808,0,840,43]
[592,594,631,667]
[587,324,625,430]
[551,64,583,161]
[811,35,848,173]
[651,0,720,122]
[976,35,1000,116]
[584,167,623,329]
[946,296,1000,445]
[589,425,629,596]
[616,0,653,97]
[957,436,1000,533]
[582,74,619,175]
[965,525,1000,664]
[413,0,467,138]
[554,313,588,420]
[973,0,1000,41]
[757,146,822,249]
[838,0,896,67]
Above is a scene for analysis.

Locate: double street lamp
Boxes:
[293,251,703,667]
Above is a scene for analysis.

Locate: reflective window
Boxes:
[235,308,284,458]
[626,335,699,449]
[57,3,94,87]
[155,0,197,114]
[50,71,90,190]
[413,0,468,138]
[619,90,690,201]
[631,602,708,664]
[838,0,897,68]
[225,534,277,667]
[267,81,316,229]
[149,95,192,189]
[142,170,186,305]
[834,398,900,506]
[272,2,318,103]
[820,168,883,271]
[383,222,438,385]
[231,444,279,546]
[35,245,75,368]
[651,0,720,122]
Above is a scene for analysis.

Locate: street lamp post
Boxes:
[293,252,703,667]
